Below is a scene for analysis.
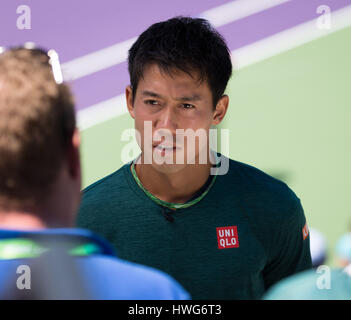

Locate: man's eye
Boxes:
[145,100,158,105]
[182,103,195,109]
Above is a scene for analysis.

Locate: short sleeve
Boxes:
[263,199,313,290]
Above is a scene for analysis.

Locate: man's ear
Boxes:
[126,85,135,119]
[67,128,81,179]
[212,95,229,126]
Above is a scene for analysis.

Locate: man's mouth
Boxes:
[152,143,181,153]
[153,144,177,151]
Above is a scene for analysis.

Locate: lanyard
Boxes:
[0,238,101,260]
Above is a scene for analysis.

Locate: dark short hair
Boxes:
[0,48,76,210]
[128,16,232,107]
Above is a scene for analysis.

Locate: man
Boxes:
[0,46,189,300]
[77,17,312,299]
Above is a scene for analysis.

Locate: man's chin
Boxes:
[150,162,188,175]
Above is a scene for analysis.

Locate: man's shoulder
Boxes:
[77,163,139,229]
[224,157,302,218]
[228,157,298,199]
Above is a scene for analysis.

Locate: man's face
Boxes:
[126,63,228,173]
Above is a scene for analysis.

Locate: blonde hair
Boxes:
[0,48,76,210]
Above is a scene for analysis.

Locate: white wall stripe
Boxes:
[77,94,127,130]
[77,5,351,131]
[232,4,351,70]
[62,0,289,81]
[199,0,290,28]
[62,37,137,81]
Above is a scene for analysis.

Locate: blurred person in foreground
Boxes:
[77,16,312,299]
[335,225,351,267]
[264,228,351,300]
[0,46,189,300]
[309,228,327,268]
[263,264,351,300]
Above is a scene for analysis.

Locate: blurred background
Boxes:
[1,0,350,267]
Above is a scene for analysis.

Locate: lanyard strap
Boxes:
[0,238,101,260]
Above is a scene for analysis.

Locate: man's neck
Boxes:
[134,160,213,204]
[0,211,48,230]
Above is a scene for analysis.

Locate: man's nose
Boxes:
[154,106,177,131]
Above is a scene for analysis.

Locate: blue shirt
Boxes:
[0,228,190,300]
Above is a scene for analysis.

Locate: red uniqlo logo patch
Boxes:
[216,226,239,249]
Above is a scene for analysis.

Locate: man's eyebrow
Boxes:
[175,94,202,102]
[141,90,202,101]
[141,90,164,98]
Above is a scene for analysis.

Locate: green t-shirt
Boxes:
[76,155,312,299]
